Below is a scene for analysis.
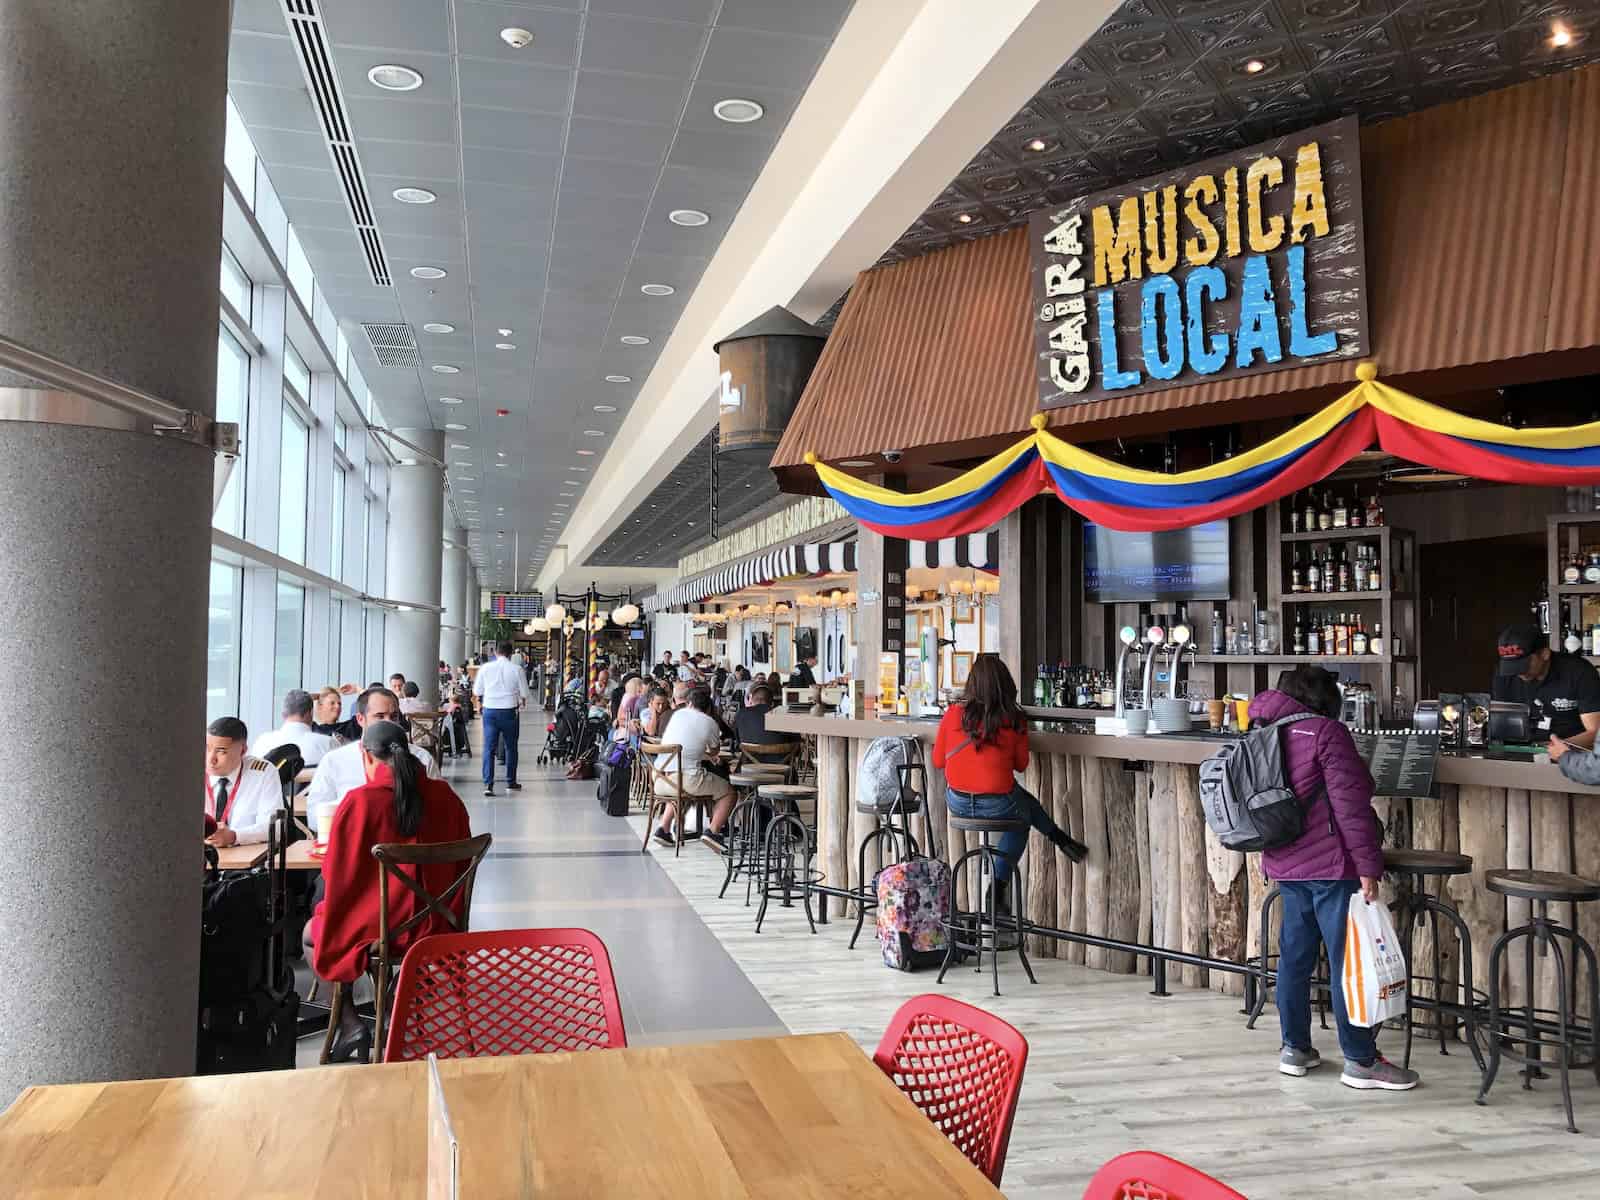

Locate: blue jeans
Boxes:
[481,708,519,786]
[1277,879,1378,1066]
[945,783,1061,884]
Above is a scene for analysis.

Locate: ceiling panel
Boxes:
[320,0,451,54]
[572,68,694,124]
[229,81,321,134]
[346,97,461,145]
[666,125,777,174]
[455,58,573,112]
[699,26,830,91]
[718,0,856,39]
[451,7,584,67]
[565,115,676,165]
[581,13,707,77]
[461,106,566,154]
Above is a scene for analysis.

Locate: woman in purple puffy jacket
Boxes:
[1248,665,1418,1092]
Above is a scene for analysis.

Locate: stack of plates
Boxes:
[1153,698,1192,733]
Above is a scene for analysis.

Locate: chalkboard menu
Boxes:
[1349,730,1440,798]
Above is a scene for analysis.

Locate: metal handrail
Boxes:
[0,332,236,452]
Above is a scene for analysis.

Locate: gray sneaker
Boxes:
[1340,1056,1419,1091]
[1279,1046,1323,1077]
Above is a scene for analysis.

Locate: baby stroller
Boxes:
[440,690,472,760]
[539,692,587,765]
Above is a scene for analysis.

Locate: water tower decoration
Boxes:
[713,306,827,460]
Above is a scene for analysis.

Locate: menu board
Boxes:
[1348,730,1440,798]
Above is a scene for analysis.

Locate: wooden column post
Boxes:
[1024,755,1056,957]
[1082,757,1139,973]
[818,735,850,919]
[1149,764,1183,961]
[1175,765,1210,988]
[1207,827,1247,995]
[1447,785,1508,1013]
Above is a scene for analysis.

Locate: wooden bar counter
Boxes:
[772,711,1600,1018]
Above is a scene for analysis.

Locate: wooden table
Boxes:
[0,1033,999,1197]
[209,842,266,871]
[294,766,315,785]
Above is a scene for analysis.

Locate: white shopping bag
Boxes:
[1342,892,1408,1027]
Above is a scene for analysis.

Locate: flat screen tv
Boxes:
[1084,520,1230,604]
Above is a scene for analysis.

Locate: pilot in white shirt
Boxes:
[304,686,439,832]
[248,688,335,766]
[204,717,285,847]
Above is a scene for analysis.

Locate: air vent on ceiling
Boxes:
[361,323,420,367]
[280,0,392,287]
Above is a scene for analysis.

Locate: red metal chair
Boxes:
[872,994,1028,1186]
[1082,1152,1247,1199]
[383,928,627,1062]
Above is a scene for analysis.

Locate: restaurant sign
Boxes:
[1030,116,1367,410]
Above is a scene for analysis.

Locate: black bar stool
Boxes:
[939,814,1036,997]
[754,784,823,934]
[1244,884,1332,1033]
[1384,848,1484,1071]
[1476,868,1600,1133]
[720,769,787,906]
[848,763,925,950]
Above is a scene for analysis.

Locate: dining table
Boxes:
[0,1032,1000,1197]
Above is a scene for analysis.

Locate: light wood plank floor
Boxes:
[634,821,1600,1198]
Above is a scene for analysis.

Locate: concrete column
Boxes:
[465,572,482,660]
[384,429,445,705]
[0,0,230,1101]
[440,525,468,669]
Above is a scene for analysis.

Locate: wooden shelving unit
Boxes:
[1547,514,1600,646]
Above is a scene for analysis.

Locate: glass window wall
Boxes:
[206,562,241,724]
[273,580,305,703]
[214,326,249,538]
[278,403,309,564]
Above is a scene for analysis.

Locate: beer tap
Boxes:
[1112,625,1138,719]
[1168,624,1193,699]
[1140,624,1167,711]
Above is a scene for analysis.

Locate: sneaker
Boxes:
[483,786,496,797]
[1279,1046,1323,1077]
[506,781,522,792]
[1340,1056,1419,1091]
[652,826,675,846]
[703,830,727,853]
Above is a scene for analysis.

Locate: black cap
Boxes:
[1496,623,1548,676]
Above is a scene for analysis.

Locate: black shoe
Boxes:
[986,881,1012,917]
[484,786,496,797]
[703,830,727,853]
[327,1025,372,1064]
[1049,829,1090,863]
[506,781,522,791]
[653,826,675,846]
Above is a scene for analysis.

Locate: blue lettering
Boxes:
[1185,267,1228,374]
[1140,275,1184,381]
[1234,254,1283,368]
[1096,288,1141,390]
[1286,242,1338,357]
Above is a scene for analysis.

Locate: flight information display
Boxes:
[1084,521,1230,603]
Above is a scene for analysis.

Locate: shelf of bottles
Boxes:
[1545,512,1600,658]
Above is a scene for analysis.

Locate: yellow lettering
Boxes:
[1092,196,1143,286]
[1290,141,1330,243]
[1222,166,1241,258]
[1246,154,1285,253]
[1183,175,1220,266]
[1142,185,1179,275]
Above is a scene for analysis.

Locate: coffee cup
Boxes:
[313,801,338,850]
[1207,699,1227,731]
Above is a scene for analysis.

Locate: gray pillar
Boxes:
[440,526,468,669]
[384,428,445,705]
[465,570,482,660]
[0,0,230,1101]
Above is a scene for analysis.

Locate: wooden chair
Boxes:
[319,832,493,1065]
[734,740,800,782]
[384,927,626,1061]
[640,741,717,857]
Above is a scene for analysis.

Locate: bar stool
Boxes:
[1384,847,1484,1071]
[1243,885,1332,1034]
[939,815,1036,997]
[720,770,784,905]
[754,784,823,934]
[1476,868,1600,1133]
[848,762,926,950]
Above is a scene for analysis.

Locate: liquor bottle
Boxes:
[1289,495,1301,533]
[1368,552,1382,592]
[1337,549,1352,593]
[1364,491,1380,527]
[1565,624,1584,655]
[1585,551,1600,584]
[1035,663,1048,705]
[1211,603,1226,654]
[1336,614,1351,657]
[1292,610,1306,655]
[1306,550,1321,593]
[1303,493,1318,534]
[1352,616,1368,656]
[1373,620,1385,657]
[1290,550,1305,594]
[1566,553,1584,585]
[1323,612,1337,656]
[1318,490,1333,531]
[1373,496,1386,526]
[1306,612,1321,655]
[1332,491,1349,529]
[1349,492,1364,528]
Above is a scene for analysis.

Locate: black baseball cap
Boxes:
[1496,623,1548,676]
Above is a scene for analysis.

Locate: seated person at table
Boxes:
[398,680,428,715]
[312,685,360,742]
[787,655,818,689]
[307,720,472,1061]
[615,675,647,729]
[304,686,439,834]
[638,687,671,739]
[203,717,286,848]
[650,688,735,851]
[765,672,784,702]
[249,688,335,766]
[934,655,1088,916]
[735,686,799,763]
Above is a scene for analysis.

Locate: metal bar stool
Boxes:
[1384,847,1485,1071]
[849,763,926,950]
[939,815,1036,997]
[1476,868,1600,1133]
[720,769,786,905]
[754,784,823,934]
[1243,884,1333,1034]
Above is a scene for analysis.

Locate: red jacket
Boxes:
[933,704,1029,794]
[310,773,473,983]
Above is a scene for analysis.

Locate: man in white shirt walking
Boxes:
[249,688,335,766]
[475,639,530,796]
[204,717,286,847]
[303,686,438,833]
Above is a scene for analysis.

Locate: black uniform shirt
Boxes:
[1491,652,1600,740]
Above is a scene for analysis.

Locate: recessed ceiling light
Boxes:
[1026,138,1047,152]
[840,459,875,467]
[497,328,513,337]
[1244,58,1266,73]
[458,475,475,481]
[583,429,604,437]
[393,186,437,205]
[571,466,588,472]
[496,451,507,457]
[500,26,534,49]
[494,462,507,467]
[604,375,631,383]
[439,398,465,408]
[620,335,650,345]
[431,364,460,374]
[576,449,596,456]
[560,491,576,497]
[495,342,516,350]
[422,322,455,334]
[1552,24,1573,47]
[563,479,580,485]
[668,208,710,227]
[593,404,616,413]
[411,266,447,280]
[458,488,475,494]
[713,97,764,123]
[956,213,974,224]
[449,442,470,449]
[368,64,423,91]
[444,422,468,431]
[640,283,675,297]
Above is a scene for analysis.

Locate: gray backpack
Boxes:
[859,737,925,814]
[1198,713,1319,852]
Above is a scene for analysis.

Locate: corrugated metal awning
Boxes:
[773,66,1600,473]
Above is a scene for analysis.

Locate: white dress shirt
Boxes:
[474,655,530,710]
[304,737,439,833]
[205,755,284,845]
[249,720,334,767]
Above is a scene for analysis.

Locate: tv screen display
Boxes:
[1084,521,1230,603]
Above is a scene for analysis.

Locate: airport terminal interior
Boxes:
[6,2,1600,1196]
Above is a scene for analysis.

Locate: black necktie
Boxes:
[214,776,230,823]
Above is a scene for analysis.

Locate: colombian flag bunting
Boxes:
[805,364,1600,536]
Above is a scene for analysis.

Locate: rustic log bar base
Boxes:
[773,713,1600,1029]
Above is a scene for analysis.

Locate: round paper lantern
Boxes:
[545,603,566,624]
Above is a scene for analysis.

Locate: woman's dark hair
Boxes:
[959,653,1027,745]
[1275,665,1342,720]
[362,720,423,837]
[688,687,714,713]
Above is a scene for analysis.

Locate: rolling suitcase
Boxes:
[597,755,632,817]
[876,856,952,971]
[198,984,300,1074]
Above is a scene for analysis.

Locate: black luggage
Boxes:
[198,984,299,1074]
[200,861,272,1005]
[597,757,631,817]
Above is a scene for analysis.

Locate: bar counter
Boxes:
[769,711,1600,1022]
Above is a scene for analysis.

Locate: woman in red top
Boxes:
[308,720,473,1060]
[933,655,1087,913]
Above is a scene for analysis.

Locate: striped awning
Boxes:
[644,529,997,613]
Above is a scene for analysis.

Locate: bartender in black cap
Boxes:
[1492,622,1600,756]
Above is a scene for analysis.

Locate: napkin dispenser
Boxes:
[1412,700,1442,733]
[1488,701,1533,745]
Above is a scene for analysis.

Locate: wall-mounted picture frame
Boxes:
[796,626,817,663]
[952,595,975,624]
[776,623,794,674]
[951,651,974,688]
